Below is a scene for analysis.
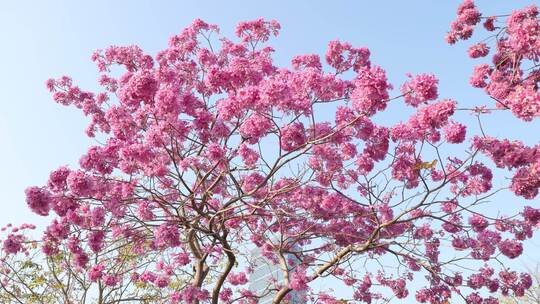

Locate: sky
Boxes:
[1,0,540,301]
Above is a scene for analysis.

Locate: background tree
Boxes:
[1,1,539,303]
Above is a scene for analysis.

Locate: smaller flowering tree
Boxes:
[1,1,539,303]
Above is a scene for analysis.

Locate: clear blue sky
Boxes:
[1,0,539,299]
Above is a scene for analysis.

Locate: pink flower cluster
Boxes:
[25,186,52,216]
[473,136,540,199]
[400,73,439,107]
[443,121,467,143]
[350,65,392,116]
[467,42,490,58]
[1,224,36,255]
[153,223,181,249]
[449,2,540,122]
[325,40,370,73]
[446,0,481,44]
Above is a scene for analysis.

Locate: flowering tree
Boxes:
[2,1,540,303]
[499,264,540,303]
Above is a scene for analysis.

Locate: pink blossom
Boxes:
[235,18,280,43]
[446,0,481,44]
[443,121,467,143]
[88,264,105,281]
[241,172,265,193]
[74,252,89,268]
[350,66,392,116]
[289,268,309,291]
[154,223,180,249]
[92,45,153,72]
[414,224,434,240]
[173,252,191,266]
[400,73,439,107]
[102,274,120,287]
[206,143,226,161]
[523,206,540,224]
[506,6,540,56]
[467,43,490,58]
[88,230,105,252]
[154,276,170,288]
[237,143,259,166]
[66,170,94,197]
[25,186,52,216]
[326,40,370,73]
[219,288,233,302]
[239,113,272,144]
[2,235,23,254]
[411,99,456,130]
[137,201,155,220]
[291,54,322,70]
[117,70,158,107]
[280,122,307,151]
[469,64,492,88]
[227,272,248,285]
[469,214,489,232]
[499,239,523,259]
[484,16,496,31]
[511,166,540,199]
[505,85,540,121]
[47,166,71,192]
[472,136,536,170]
[139,271,157,283]
[176,286,210,304]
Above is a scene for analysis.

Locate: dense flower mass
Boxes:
[467,42,489,58]
[448,1,540,122]
[472,136,540,199]
[446,0,481,44]
[25,186,52,216]
[443,121,467,143]
[400,73,439,107]
[1,2,539,303]
[350,65,392,116]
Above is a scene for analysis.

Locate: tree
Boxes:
[1,1,539,303]
[499,264,540,304]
